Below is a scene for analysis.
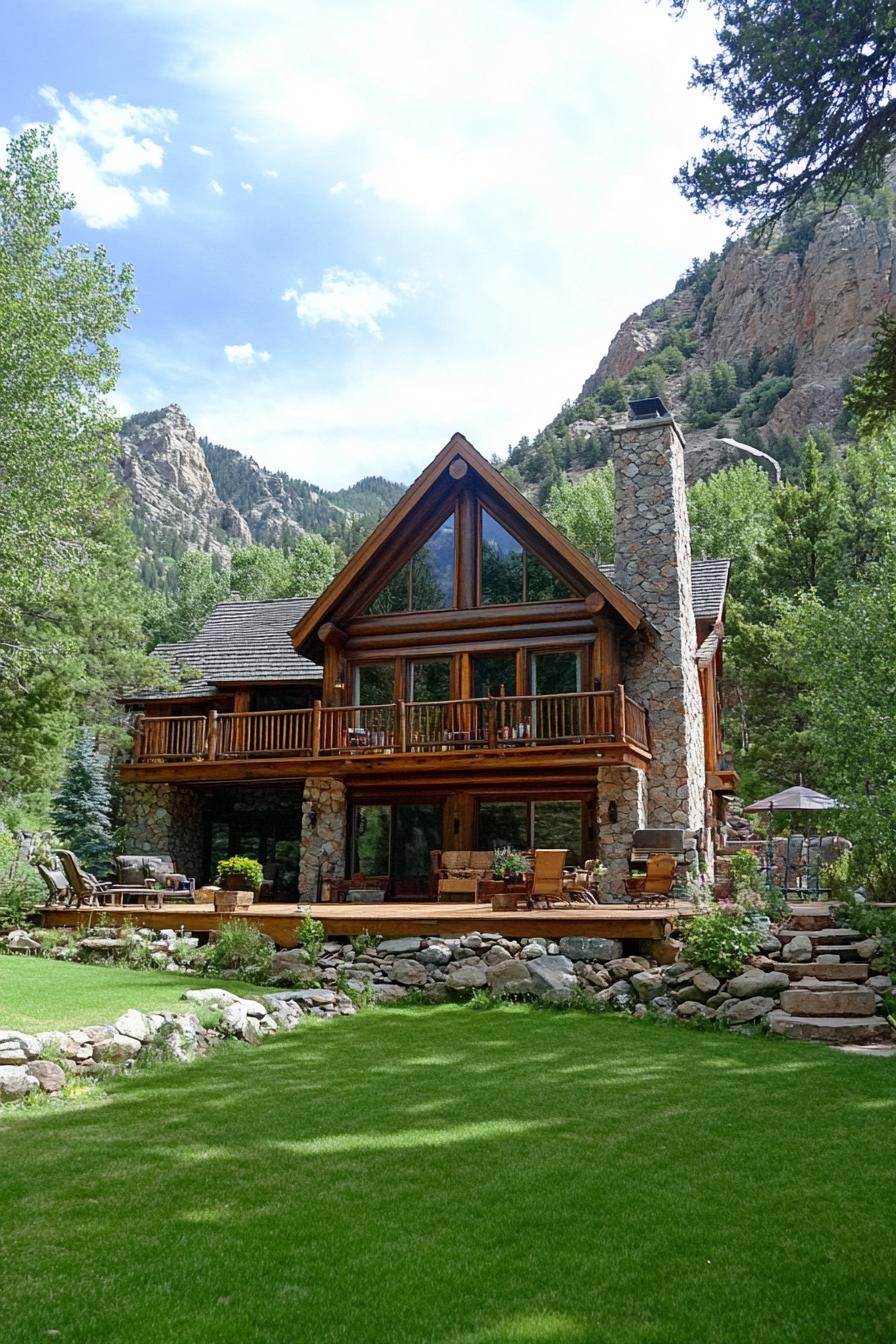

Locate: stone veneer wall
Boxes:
[299,777,347,898]
[597,764,648,899]
[121,784,204,878]
[611,415,706,836]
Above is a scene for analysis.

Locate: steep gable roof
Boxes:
[291,433,645,657]
[128,598,322,701]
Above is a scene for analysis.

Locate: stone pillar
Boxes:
[121,784,204,878]
[299,777,347,899]
[611,411,705,834]
[597,765,648,900]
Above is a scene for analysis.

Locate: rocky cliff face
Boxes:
[579,190,896,479]
[118,405,403,588]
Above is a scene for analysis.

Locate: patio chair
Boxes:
[56,850,150,907]
[528,849,570,908]
[37,863,74,907]
[634,854,676,905]
[563,860,601,906]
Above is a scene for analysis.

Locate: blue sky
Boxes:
[1,0,729,488]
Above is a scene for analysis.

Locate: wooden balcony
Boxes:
[124,687,650,784]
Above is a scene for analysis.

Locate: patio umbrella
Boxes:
[743,784,842,894]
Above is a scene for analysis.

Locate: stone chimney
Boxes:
[611,401,705,835]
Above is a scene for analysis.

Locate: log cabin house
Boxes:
[121,405,735,902]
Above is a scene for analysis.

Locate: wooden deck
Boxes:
[40,899,689,949]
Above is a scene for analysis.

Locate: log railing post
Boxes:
[487,697,497,750]
[132,712,145,762]
[397,700,407,753]
[207,709,218,761]
[312,700,322,757]
[614,683,627,744]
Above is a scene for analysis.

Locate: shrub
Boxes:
[202,921,273,981]
[216,855,264,891]
[296,914,326,964]
[0,832,44,928]
[729,848,762,896]
[492,848,531,880]
[834,897,896,977]
[683,905,762,979]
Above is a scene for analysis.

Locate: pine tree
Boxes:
[51,728,114,872]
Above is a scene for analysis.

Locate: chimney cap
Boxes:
[628,396,670,421]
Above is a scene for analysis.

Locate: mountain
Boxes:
[117,405,404,590]
[507,175,896,496]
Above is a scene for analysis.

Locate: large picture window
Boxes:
[477,799,583,865]
[479,509,574,605]
[366,514,456,613]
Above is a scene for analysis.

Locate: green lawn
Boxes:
[0,1006,894,1344]
[0,955,269,1031]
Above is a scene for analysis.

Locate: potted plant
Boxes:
[490,848,531,908]
[215,856,264,911]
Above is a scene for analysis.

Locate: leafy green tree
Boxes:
[780,560,896,896]
[165,552,229,642]
[757,437,844,603]
[230,545,292,600]
[688,461,773,594]
[671,1,896,225]
[288,534,343,597]
[545,465,615,563]
[51,727,114,871]
[845,312,896,435]
[0,127,135,679]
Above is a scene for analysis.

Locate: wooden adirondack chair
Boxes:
[37,863,74,907]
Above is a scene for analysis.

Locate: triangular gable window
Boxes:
[366,513,456,614]
[479,509,574,605]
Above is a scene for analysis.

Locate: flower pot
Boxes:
[491,888,522,911]
[222,872,258,893]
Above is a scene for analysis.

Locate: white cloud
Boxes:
[35,86,176,228]
[190,143,212,156]
[232,127,257,143]
[209,178,224,194]
[138,186,170,207]
[224,342,271,366]
[262,168,278,178]
[282,268,402,339]
[239,180,253,192]
[328,180,346,195]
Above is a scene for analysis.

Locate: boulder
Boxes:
[373,984,408,1004]
[758,935,782,955]
[220,1002,248,1035]
[676,1001,716,1020]
[242,1017,264,1045]
[528,955,577,1002]
[855,937,880,960]
[649,995,676,1019]
[0,1031,41,1065]
[77,938,129,954]
[36,1031,80,1060]
[378,937,423,955]
[630,970,666,1004]
[446,963,488,991]
[558,936,622,963]
[671,984,706,1004]
[782,934,813,963]
[154,1020,197,1062]
[727,969,791,999]
[607,956,651,981]
[521,942,546,960]
[577,964,612,990]
[767,1010,894,1044]
[715,995,776,1024]
[692,971,721,995]
[596,980,636,1010]
[418,943,453,965]
[113,1010,151,1043]
[183,988,241,1008]
[0,1065,39,1099]
[388,958,429,986]
[93,1033,143,1064]
[27,1060,66,1093]
[5,930,40,952]
[484,945,512,966]
[486,959,534,995]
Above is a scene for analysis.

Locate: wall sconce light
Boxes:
[334,680,345,691]
[607,801,618,824]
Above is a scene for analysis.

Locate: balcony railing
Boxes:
[130,687,650,765]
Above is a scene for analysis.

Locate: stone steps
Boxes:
[768,1012,893,1045]
[778,927,862,944]
[779,986,876,1017]
[780,961,869,982]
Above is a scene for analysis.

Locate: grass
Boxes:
[0,1006,894,1344]
[0,955,269,1031]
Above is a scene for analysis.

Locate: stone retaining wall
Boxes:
[121,783,204,877]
